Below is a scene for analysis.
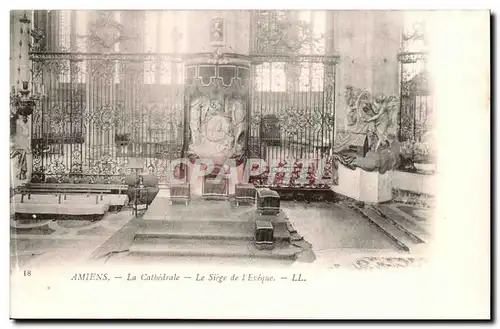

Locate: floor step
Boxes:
[372,205,430,243]
[349,204,420,252]
[139,219,253,230]
[136,220,290,241]
[135,226,253,241]
[129,238,300,260]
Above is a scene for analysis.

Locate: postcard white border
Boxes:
[2,0,495,325]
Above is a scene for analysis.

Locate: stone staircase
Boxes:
[130,219,301,260]
[129,190,304,260]
[344,201,429,254]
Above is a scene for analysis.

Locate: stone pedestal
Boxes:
[333,163,392,203]
[235,183,256,205]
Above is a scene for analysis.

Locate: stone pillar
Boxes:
[10,11,34,188]
[333,11,403,133]
[331,11,403,203]
[10,11,19,91]
[371,11,402,97]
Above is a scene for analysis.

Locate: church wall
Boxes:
[333,11,403,137]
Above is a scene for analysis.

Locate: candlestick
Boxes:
[18,12,31,90]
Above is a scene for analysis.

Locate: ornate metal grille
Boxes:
[30,52,185,183]
[249,11,338,169]
[398,52,430,143]
[398,15,433,144]
[398,15,434,166]
[28,10,341,185]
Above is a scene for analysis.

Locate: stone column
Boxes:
[331,11,403,203]
[10,11,19,91]
[371,11,402,97]
[333,10,403,134]
[10,11,34,188]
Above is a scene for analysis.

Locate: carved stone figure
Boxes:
[187,96,246,166]
[342,86,400,174]
[344,86,399,152]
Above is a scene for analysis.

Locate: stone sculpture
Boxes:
[187,96,246,166]
[342,86,401,174]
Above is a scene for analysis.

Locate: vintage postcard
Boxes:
[9,9,490,319]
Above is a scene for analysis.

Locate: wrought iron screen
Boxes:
[28,10,340,185]
[249,10,338,169]
[30,52,185,183]
[398,52,430,143]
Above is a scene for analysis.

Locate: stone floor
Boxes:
[10,195,431,270]
[10,205,135,270]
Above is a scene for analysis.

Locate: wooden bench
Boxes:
[13,202,110,221]
[16,183,129,208]
[21,183,128,195]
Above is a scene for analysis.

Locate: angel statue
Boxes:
[344,86,399,152]
[338,86,401,174]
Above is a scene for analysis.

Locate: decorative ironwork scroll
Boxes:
[251,10,326,55]
[397,14,434,166]
[249,10,338,187]
[249,55,338,169]
[30,52,185,183]
[398,51,434,165]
